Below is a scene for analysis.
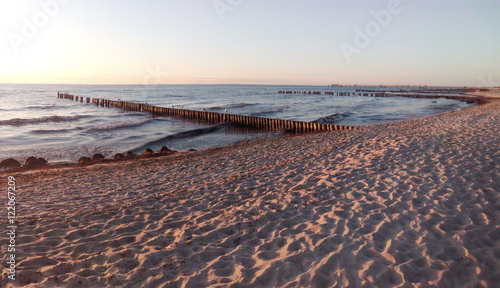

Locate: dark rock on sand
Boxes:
[25,157,48,167]
[188,149,197,152]
[92,153,105,161]
[143,148,155,154]
[141,148,156,157]
[25,156,37,164]
[125,151,136,158]
[158,146,175,154]
[113,153,125,159]
[0,158,21,169]
[78,157,92,164]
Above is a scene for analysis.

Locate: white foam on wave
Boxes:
[0,115,82,126]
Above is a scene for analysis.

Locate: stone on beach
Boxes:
[113,153,125,159]
[24,156,37,164]
[92,153,105,161]
[0,158,21,168]
[124,151,136,158]
[143,148,154,154]
[141,148,156,157]
[158,146,175,154]
[24,156,47,167]
[78,157,92,164]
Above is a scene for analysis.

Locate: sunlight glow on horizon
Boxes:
[1,0,499,87]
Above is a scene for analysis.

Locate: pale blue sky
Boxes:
[1,0,499,86]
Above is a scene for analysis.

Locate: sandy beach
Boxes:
[1,98,499,287]
[467,88,500,99]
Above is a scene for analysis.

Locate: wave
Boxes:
[22,105,67,110]
[88,118,156,132]
[428,102,461,111]
[210,103,256,110]
[312,113,344,124]
[249,105,289,116]
[0,115,82,126]
[93,112,148,119]
[30,128,76,134]
[130,124,228,153]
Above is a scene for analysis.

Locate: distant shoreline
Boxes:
[467,87,500,99]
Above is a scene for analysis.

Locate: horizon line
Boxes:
[0,82,484,88]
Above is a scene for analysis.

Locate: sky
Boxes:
[0,0,499,86]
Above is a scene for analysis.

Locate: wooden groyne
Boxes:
[57,93,355,133]
[279,90,322,95]
[363,92,479,103]
[278,90,479,103]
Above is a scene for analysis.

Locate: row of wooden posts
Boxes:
[279,91,323,95]
[278,90,479,102]
[365,93,479,102]
[57,93,355,132]
[279,90,384,96]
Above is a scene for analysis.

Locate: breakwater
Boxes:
[57,93,355,133]
[278,90,479,103]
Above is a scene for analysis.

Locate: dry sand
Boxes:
[467,88,500,99]
[1,99,499,288]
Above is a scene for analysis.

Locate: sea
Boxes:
[0,84,474,164]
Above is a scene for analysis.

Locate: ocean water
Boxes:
[0,84,474,164]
